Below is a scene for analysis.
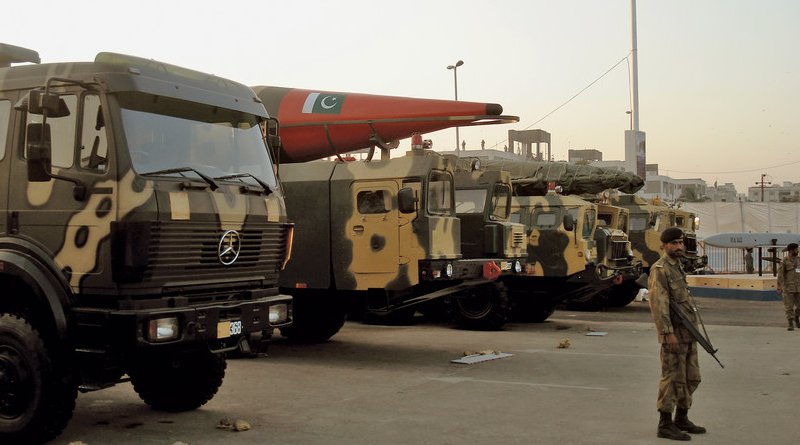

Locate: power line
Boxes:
[662,159,800,175]
[489,52,632,150]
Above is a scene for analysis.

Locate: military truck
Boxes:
[0,44,293,443]
[277,148,526,339]
[594,200,643,307]
[449,162,527,328]
[507,192,612,319]
[610,194,706,275]
[671,205,708,272]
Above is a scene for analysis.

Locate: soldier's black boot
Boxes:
[788,318,795,331]
[657,411,691,441]
[675,408,706,434]
[794,315,799,328]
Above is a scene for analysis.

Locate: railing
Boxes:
[701,245,777,275]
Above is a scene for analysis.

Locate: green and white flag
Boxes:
[302,92,345,114]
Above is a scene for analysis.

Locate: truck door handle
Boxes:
[353,225,365,234]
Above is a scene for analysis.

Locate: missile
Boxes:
[252,86,518,163]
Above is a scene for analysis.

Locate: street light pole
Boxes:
[447,60,464,152]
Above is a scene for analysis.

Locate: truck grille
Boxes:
[115,220,291,288]
[513,231,526,246]
[610,240,629,260]
[684,234,698,254]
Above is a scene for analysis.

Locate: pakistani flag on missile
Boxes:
[302,92,345,114]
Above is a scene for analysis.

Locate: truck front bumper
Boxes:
[74,292,293,353]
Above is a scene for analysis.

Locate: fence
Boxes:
[701,245,777,275]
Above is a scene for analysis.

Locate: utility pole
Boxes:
[756,173,771,202]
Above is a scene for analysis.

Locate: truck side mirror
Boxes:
[398,187,418,214]
[563,214,575,232]
[265,117,282,158]
[26,123,53,182]
[27,89,71,117]
[649,214,658,227]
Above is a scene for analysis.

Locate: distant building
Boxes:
[706,182,739,202]
[568,149,602,163]
[638,164,707,202]
[748,181,800,202]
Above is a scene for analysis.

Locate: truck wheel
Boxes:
[452,281,511,330]
[605,282,639,307]
[511,296,557,323]
[0,313,77,444]
[280,293,347,342]
[129,349,225,412]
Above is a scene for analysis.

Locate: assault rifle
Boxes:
[669,299,724,368]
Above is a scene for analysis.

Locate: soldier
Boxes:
[776,242,800,331]
[647,227,706,441]
[744,248,754,274]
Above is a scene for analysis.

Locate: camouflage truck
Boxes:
[671,205,708,272]
[0,44,293,443]
[508,192,616,319]
[593,200,644,307]
[449,163,527,328]
[610,194,707,279]
[277,148,526,339]
[610,195,707,271]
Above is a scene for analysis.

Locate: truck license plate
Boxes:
[216,320,243,339]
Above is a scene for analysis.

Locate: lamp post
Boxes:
[447,60,464,151]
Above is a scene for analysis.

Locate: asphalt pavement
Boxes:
[56,297,799,445]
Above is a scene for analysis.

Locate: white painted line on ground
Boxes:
[428,376,609,391]
[519,349,653,359]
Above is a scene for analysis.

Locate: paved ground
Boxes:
[55,297,799,445]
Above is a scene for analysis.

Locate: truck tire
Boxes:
[451,281,511,330]
[129,349,225,412]
[604,282,639,307]
[280,293,347,342]
[0,313,77,444]
[511,296,557,323]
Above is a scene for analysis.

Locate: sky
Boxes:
[4,0,799,194]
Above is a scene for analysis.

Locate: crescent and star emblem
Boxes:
[320,95,338,109]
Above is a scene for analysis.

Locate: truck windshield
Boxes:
[119,92,277,189]
[630,214,649,231]
[490,184,511,220]
[455,189,486,214]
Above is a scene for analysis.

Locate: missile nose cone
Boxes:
[485,103,503,115]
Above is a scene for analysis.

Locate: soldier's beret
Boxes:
[660,227,684,243]
[786,242,799,252]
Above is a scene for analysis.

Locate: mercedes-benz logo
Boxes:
[218,230,241,265]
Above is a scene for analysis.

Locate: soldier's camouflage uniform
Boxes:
[777,255,800,322]
[647,255,701,413]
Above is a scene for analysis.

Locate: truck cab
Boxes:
[509,193,612,318]
[450,163,527,328]
[0,45,292,443]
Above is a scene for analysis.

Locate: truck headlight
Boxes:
[147,317,179,342]
[445,263,454,278]
[514,261,522,273]
[269,304,289,324]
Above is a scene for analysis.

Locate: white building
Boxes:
[748,181,800,202]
